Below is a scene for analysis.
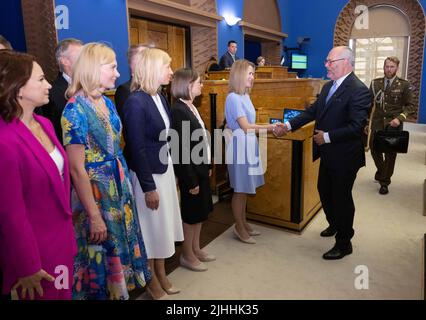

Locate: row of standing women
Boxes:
[0,43,272,300]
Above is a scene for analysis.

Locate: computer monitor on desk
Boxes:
[283,108,303,123]
[291,53,307,70]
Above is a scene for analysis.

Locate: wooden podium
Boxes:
[207,66,298,80]
[246,122,321,232]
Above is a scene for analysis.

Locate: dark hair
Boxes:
[228,40,237,47]
[0,51,35,122]
[0,35,12,50]
[171,68,199,100]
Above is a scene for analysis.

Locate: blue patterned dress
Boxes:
[61,94,151,300]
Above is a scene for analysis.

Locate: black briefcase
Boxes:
[373,129,409,153]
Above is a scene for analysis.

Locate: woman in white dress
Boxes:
[121,48,184,299]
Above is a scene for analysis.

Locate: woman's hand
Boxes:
[145,190,160,210]
[12,269,55,300]
[209,169,212,177]
[189,186,200,195]
[89,214,107,243]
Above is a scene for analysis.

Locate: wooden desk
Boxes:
[256,66,288,79]
[207,66,292,80]
[246,122,321,232]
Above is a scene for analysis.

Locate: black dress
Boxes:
[171,100,213,224]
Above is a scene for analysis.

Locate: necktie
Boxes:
[385,79,390,91]
[326,81,338,104]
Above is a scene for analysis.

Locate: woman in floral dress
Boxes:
[61,43,151,300]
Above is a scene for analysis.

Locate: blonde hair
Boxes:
[131,48,172,95]
[228,59,255,95]
[385,56,400,66]
[66,42,116,98]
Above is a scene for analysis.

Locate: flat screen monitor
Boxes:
[269,118,282,124]
[283,108,302,123]
[291,53,307,69]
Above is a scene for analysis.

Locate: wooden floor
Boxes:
[129,196,234,299]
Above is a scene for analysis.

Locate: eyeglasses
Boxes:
[324,58,345,65]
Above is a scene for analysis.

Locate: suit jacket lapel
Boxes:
[11,117,71,215]
[148,93,169,132]
[318,73,354,121]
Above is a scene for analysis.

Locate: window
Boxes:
[350,37,408,85]
[349,5,410,86]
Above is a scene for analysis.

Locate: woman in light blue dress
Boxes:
[225,59,282,244]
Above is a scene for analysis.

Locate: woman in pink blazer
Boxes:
[0,50,77,300]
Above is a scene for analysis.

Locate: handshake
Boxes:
[271,122,289,137]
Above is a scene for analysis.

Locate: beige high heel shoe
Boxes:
[146,287,168,300]
[233,226,256,244]
[196,253,216,262]
[180,255,208,271]
[162,285,181,295]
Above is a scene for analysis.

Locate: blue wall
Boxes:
[277,0,426,123]
[418,0,426,123]
[0,0,26,51]
[55,0,130,86]
[277,0,348,78]
[216,0,244,60]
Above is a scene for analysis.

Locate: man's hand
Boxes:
[145,190,160,210]
[189,186,200,195]
[273,122,288,137]
[389,118,401,128]
[364,125,369,135]
[314,130,326,146]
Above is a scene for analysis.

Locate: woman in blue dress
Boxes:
[61,43,151,299]
[225,59,283,244]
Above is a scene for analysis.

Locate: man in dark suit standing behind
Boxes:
[115,44,148,117]
[43,38,83,143]
[219,40,239,70]
[281,46,371,259]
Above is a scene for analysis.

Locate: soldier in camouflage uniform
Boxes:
[369,56,415,195]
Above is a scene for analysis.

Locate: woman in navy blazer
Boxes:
[0,51,76,300]
[122,48,184,299]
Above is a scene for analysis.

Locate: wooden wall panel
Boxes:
[129,18,186,71]
[21,0,58,82]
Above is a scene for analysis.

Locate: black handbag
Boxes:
[373,129,409,153]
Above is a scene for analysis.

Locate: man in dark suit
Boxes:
[219,40,239,70]
[281,46,371,259]
[42,38,83,143]
[115,44,148,117]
